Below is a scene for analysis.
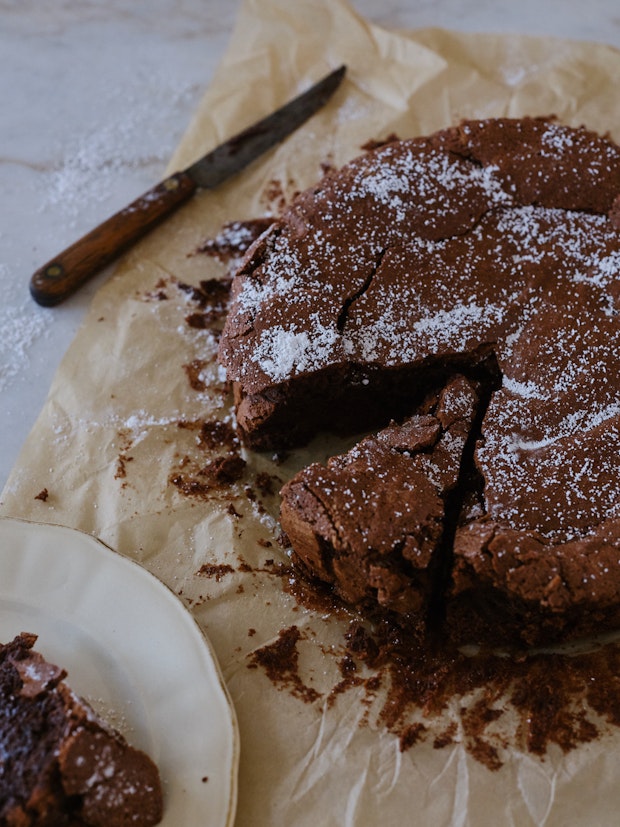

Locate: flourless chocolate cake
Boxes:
[218,117,620,646]
[280,376,482,620]
[0,633,163,827]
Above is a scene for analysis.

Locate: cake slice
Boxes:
[280,376,481,620]
[0,633,163,827]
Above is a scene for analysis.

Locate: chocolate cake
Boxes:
[218,117,620,646]
[0,633,163,827]
[280,375,483,619]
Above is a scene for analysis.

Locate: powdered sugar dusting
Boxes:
[0,264,53,393]
[479,391,620,538]
[540,122,575,154]
[502,376,546,400]
[349,148,510,221]
[253,317,340,381]
[221,120,620,541]
[409,300,504,347]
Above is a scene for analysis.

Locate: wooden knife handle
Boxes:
[30,170,197,306]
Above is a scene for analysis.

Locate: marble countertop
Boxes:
[3,0,620,493]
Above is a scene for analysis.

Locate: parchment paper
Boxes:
[4,1,620,824]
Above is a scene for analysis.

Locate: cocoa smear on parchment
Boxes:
[247,625,321,704]
[169,418,247,500]
[248,569,620,770]
[191,494,607,773]
[197,562,236,582]
[145,219,620,772]
[159,269,280,504]
[178,278,233,334]
[113,427,135,489]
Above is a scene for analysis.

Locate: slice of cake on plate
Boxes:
[0,633,163,827]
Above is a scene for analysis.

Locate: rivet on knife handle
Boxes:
[29,64,347,307]
[30,171,197,307]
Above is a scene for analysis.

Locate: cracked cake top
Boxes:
[218,117,620,557]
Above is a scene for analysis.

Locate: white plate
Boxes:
[0,517,239,826]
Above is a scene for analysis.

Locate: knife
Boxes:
[30,64,346,307]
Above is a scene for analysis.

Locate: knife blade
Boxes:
[30,64,346,307]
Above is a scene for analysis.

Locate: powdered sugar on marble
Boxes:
[0,264,54,393]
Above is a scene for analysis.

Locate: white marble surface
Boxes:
[2,0,620,493]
